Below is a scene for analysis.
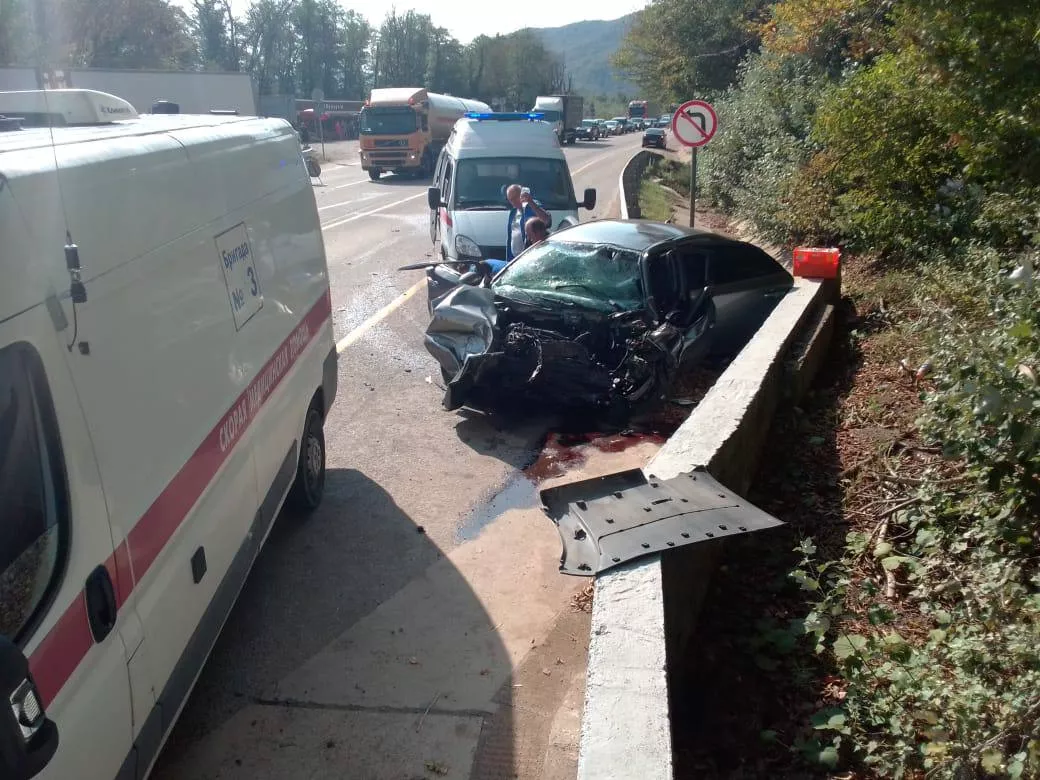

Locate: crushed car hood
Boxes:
[424,284,715,414]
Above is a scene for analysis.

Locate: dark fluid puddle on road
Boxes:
[455,429,667,542]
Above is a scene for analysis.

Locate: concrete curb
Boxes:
[618,149,665,220]
[579,163,840,779]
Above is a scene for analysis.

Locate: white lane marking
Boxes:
[336,278,426,353]
[321,192,426,231]
[321,178,371,195]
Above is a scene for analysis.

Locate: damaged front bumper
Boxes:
[424,285,712,414]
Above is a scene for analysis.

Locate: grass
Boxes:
[638,178,674,222]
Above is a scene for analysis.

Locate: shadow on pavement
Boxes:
[155,467,515,780]
[453,408,556,471]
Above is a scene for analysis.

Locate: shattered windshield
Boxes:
[493,241,644,312]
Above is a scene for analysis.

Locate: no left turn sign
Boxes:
[672,100,718,148]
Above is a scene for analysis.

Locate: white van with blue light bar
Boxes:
[0,88,336,780]
[427,111,596,264]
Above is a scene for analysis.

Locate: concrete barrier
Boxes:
[619,149,665,219]
[577,159,839,780]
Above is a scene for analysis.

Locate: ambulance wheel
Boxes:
[289,406,326,512]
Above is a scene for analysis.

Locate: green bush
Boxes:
[792,249,1040,777]
[702,50,831,244]
[810,49,966,256]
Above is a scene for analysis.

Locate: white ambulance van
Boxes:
[0,89,337,780]
[426,112,596,263]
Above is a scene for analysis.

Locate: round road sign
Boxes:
[671,100,718,148]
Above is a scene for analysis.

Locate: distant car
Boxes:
[611,116,628,133]
[642,127,666,148]
[420,219,794,415]
[577,119,601,140]
[657,115,671,128]
[604,120,620,135]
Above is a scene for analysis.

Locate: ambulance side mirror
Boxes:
[0,635,58,779]
[582,188,597,210]
[427,187,443,210]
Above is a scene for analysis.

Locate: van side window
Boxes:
[0,344,69,643]
[443,161,454,203]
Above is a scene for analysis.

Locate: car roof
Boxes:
[551,219,728,253]
[644,127,664,133]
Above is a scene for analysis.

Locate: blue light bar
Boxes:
[464,111,546,121]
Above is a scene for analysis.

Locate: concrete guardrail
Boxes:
[576,151,839,779]
[619,149,666,220]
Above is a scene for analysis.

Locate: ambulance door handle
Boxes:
[84,565,117,643]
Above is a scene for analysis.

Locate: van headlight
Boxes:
[455,235,482,260]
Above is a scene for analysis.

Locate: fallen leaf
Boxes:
[424,760,450,776]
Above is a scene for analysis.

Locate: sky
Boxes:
[174,0,646,45]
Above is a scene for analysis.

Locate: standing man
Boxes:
[505,184,552,261]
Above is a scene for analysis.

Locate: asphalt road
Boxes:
[153,131,650,780]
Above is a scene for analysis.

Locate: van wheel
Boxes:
[289,406,326,512]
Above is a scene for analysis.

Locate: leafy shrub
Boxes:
[810,49,966,256]
[702,50,831,243]
[792,250,1040,777]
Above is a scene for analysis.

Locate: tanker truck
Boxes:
[359,88,491,180]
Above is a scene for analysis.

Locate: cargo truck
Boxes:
[627,99,657,125]
[532,94,584,144]
[358,87,491,180]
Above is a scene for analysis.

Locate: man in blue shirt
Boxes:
[505,184,552,261]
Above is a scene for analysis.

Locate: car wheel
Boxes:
[288,405,326,513]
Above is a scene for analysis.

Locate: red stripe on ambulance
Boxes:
[29,289,332,706]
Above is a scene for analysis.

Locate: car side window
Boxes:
[674,247,709,291]
[0,344,69,644]
[709,243,784,286]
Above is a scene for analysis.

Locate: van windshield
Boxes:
[360,107,418,135]
[537,110,561,123]
[453,157,576,211]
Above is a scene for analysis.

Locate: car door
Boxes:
[704,240,792,355]
[2,325,135,780]
[664,244,715,368]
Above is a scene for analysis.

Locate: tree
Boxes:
[613,0,769,102]
[371,9,436,87]
[0,0,35,66]
[194,0,239,70]
[61,0,196,69]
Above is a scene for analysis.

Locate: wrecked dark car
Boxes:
[416,220,793,415]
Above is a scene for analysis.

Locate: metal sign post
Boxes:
[671,99,718,228]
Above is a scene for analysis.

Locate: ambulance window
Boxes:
[443,161,454,202]
[0,344,69,644]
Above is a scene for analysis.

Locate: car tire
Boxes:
[288,405,326,513]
